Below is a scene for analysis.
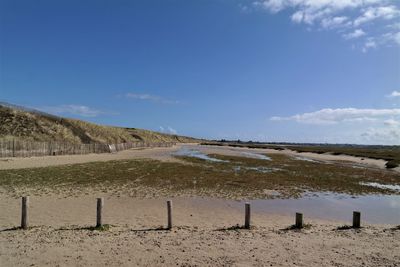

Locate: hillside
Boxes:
[0,103,198,144]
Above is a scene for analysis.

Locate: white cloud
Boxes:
[252,0,400,49]
[38,105,107,117]
[159,126,177,135]
[126,93,179,104]
[270,108,400,125]
[321,16,349,29]
[383,31,400,45]
[167,126,177,135]
[362,38,377,52]
[388,90,400,98]
[354,5,400,26]
[384,119,400,126]
[343,28,366,39]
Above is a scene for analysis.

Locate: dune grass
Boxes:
[0,105,199,145]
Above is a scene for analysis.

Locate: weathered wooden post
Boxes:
[96,198,104,227]
[295,212,303,228]
[12,139,15,157]
[21,196,29,230]
[353,211,361,228]
[245,202,251,229]
[167,200,172,230]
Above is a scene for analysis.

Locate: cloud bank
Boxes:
[271,107,400,144]
[270,108,400,124]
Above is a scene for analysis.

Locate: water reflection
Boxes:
[360,182,400,192]
[174,147,228,162]
[241,152,271,160]
[247,193,400,224]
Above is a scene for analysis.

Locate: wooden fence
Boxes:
[0,139,176,158]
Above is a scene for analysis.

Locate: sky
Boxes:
[1,0,399,145]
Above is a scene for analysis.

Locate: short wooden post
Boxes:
[96,198,104,227]
[295,212,303,228]
[167,200,172,230]
[21,196,29,230]
[353,211,361,228]
[244,202,251,229]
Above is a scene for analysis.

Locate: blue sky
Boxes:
[1,0,399,145]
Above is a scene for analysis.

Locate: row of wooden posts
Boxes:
[19,197,362,230]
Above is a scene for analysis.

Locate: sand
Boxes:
[0,143,393,172]
[0,195,399,267]
[1,145,399,266]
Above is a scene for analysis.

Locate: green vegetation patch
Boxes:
[202,142,400,169]
[0,153,399,199]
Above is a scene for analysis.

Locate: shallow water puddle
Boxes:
[247,193,400,224]
[293,156,318,163]
[360,182,400,192]
[174,147,229,162]
[234,166,283,173]
[189,193,400,224]
[241,152,271,160]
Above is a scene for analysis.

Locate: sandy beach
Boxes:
[1,145,399,266]
[1,196,399,267]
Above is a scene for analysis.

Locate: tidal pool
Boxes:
[191,193,400,225]
[246,193,400,224]
[174,147,228,162]
[293,156,319,163]
[360,182,400,192]
[240,152,271,160]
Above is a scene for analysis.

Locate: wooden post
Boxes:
[353,211,361,228]
[12,139,15,157]
[96,198,104,227]
[167,200,172,230]
[295,212,303,228]
[245,202,251,229]
[21,196,29,230]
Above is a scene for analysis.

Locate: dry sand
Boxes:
[0,195,399,267]
[0,143,393,172]
[0,145,184,170]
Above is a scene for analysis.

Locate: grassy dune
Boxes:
[0,104,198,144]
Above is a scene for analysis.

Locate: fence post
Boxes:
[96,198,104,227]
[21,196,29,230]
[295,212,303,228]
[245,202,251,229]
[167,200,172,230]
[353,211,361,228]
[12,139,15,157]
